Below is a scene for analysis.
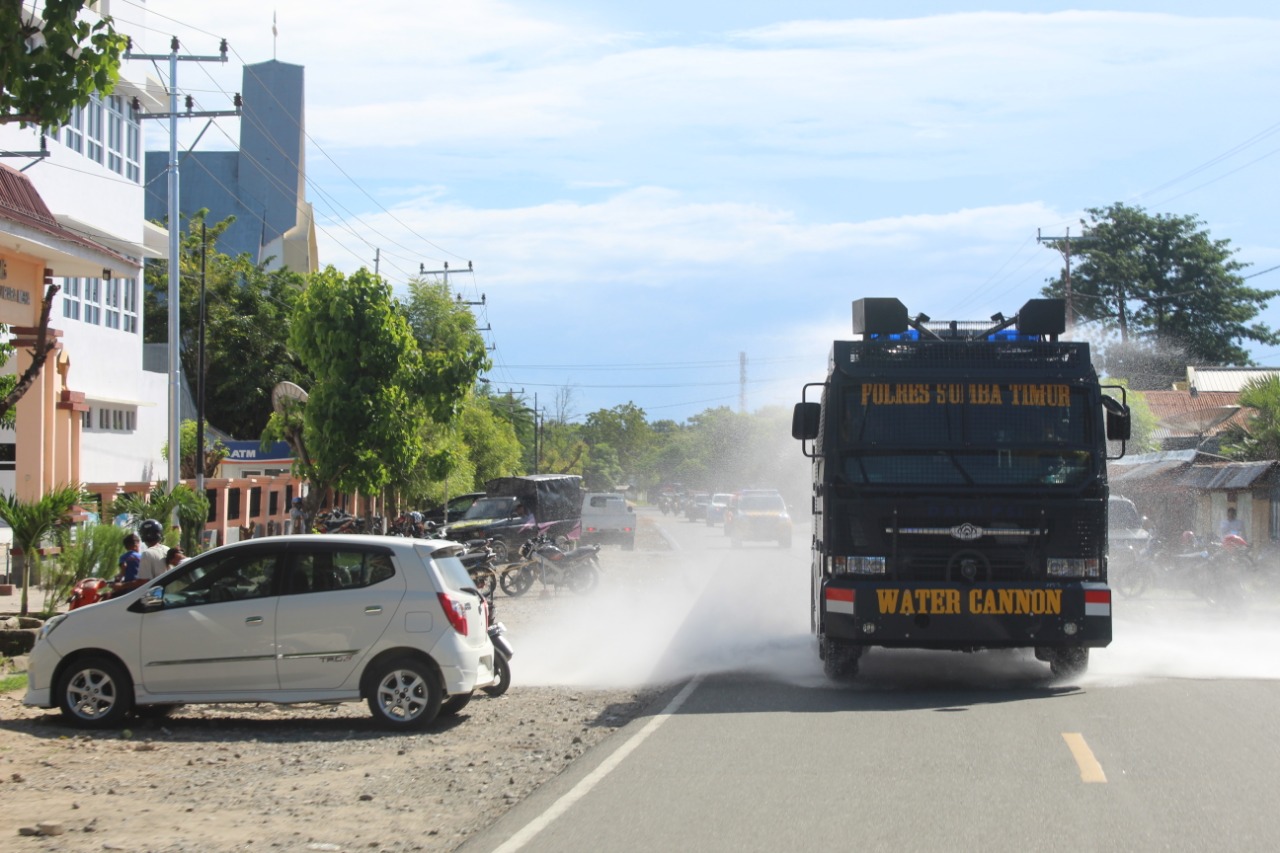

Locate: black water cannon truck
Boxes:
[792,297,1130,680]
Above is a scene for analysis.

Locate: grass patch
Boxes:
[0,673,28,693]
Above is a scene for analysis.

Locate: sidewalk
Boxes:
[0,582,68,616]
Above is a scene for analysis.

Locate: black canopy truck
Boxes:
[443,474,583,563]
[792,298,1130,680]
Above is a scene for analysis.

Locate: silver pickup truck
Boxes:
[580,492,636,550]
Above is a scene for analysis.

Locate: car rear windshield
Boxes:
[417,544,475,591]
[740,494,785,511]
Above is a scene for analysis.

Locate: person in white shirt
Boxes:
[1217,507,1245,541]
[137,519,170,579]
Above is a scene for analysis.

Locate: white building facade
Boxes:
[0,1,171,498]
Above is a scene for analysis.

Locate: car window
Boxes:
[741,494,786,512]
[416,543,473,592]
[159,549,280,608]
[1110,499,1141,529]
[463,497,515,520]
[285,547,397,595]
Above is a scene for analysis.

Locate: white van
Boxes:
[580,493,636,550]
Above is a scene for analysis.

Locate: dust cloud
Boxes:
[512,543,822,689]
[511,548,1280,691]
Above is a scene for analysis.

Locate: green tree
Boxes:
[1041,203,1279,365]
[457,394,523,485]
[162,419,229,480]
[400,278,491,424]
[1,1,127,128]
[290,267,428,502]
[539,420,587,476]
[580,403,654,486]
[144,211,308,438]
[0,484,85,615]
[47,521,122,613]
[1220,375,1280,461]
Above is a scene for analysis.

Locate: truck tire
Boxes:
[821,638,860,681]
[1112,562,1149,598]
[1049,647,1089,679]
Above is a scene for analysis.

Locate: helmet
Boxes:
[292,497,302,505]
[139,518,164,542]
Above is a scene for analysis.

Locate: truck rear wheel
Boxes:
[821,637,861,681]
[1049,647,1089,679]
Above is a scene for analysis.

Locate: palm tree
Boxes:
[109,483,210,554]
[0,485,86,616]
[1221,375,1280,461]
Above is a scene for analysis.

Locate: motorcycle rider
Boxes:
[289,496,303,531]
[138,519,169,580]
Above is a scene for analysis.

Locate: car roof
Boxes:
[198,533,463,557]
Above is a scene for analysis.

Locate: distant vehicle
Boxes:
[726,490,791,547]
[443,474,583,563]
[706,493,733,526]
[25,534,497,729]
[580,493,636,549]
[685,493,712,521]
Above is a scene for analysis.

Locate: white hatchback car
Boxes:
[25,534,496,730]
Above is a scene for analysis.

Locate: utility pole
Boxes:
[739,352,747,413]
[126,37,240,492]
[1037,227,1097,336]
[419,260,481,301]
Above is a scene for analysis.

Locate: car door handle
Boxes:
[364,605,383,614]
[245,616,264,625]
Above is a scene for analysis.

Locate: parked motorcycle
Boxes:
[1117,531,1248,607]
[388,512,430,538]
[68,577,146,610]
[315,508,361,534]
[459,538,499,598]
[499,534,601,597]
[482,592,513,697]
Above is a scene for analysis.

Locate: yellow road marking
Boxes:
[1062,732,1107,783]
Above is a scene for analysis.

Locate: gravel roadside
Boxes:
[0,517,681,852]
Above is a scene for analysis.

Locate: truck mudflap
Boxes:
[821,581,1111,649]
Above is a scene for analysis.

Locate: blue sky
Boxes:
[120,0,1280,422]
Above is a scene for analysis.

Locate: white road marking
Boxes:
[491,676,704,852]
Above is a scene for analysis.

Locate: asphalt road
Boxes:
[465,508,1280,852]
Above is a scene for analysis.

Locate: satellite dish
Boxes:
[271,381,309,414]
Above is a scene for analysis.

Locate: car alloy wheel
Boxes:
[367,657,442,729]
[58,656,134,728]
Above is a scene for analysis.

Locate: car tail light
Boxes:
[438,592,469,636]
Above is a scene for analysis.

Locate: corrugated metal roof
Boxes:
[1142,390,1249,437]
[0,163,132,267]
[1110,449,1198,482]
[1176,461,1277,490]
[1187,366,1280,393]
